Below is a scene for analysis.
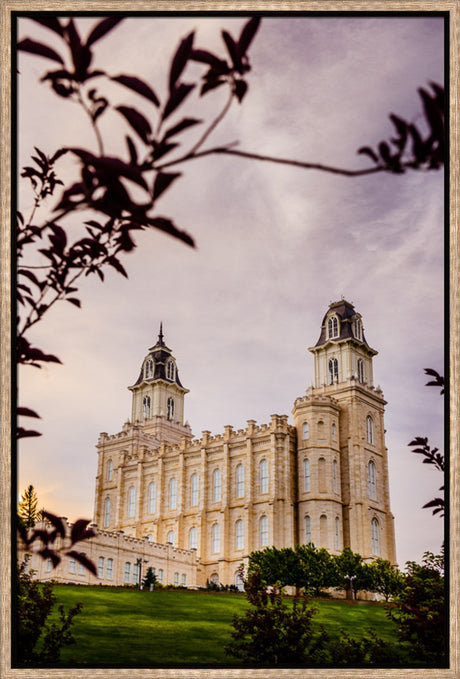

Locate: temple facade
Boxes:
[93,301,396,587]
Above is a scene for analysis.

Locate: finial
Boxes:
[158,322,164,345]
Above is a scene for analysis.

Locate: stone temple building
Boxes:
[91,300,396,588]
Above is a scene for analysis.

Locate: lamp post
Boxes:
[344,574,357,600]
[136,557,148,590]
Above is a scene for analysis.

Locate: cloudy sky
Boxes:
[16,12,446,569]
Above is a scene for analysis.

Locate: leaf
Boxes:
[66,550,97,576]
[17,427,42,439]
[357,147,379,163]
[163,117,202,140]
[190,49,226,68]
[147,216,195,247]
[86,17,124,46]
[17,38,64,64]
[70,519,96,545]
[31,17,65,36]
[378,141,392,164]
[41,511,67,538]
[67,298,81,307]
[222,30,242,72]
[162,83,195,120]
[153,172,181,201]
[38,548,61,568]
[238,17,261,54]
[112,74,160,106]
[169,31,194,92]
[116,106,152,144]
[107,255,128,278]
[234,79,248,103]
[17,407,41,419]
[126,136,138,165]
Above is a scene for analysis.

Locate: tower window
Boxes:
[127,486,136,518]
[366,415,374,444]
[303,459,311,492]
[368,460,377,500]
[144,360,153,379]
[148,482,156,514]
[169,478,177,510]
[103,497,111,527]
[327,316,339,338]
[212,523,220,553]
[357,359,365,383]
[167,397,174,420]
[189,526,197,550]
[236,464,245,498]
[328,358,339,384]
[260,459,269,494]
[190,473,199,506]
[318,457,326,492]
[305,515,311,543]
[260,515,269,547]
[320,514,328,547]
[107,459,113,481]
[333,460,338,493]
[302,421,309,439]
[371,517,380,555]
[213,468,221,502]
[332,422,337,441]
[354,318,363,340]
[167,530,175,546]
[235,519,244,550]
[143,395,151,419]
[166,360,175,381]
[335,517,340,550]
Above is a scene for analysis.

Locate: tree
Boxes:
[142,566,157,590]
[334,547,373,600]
[295,544,339,596]
[17,484,41,528]
[367,558,405,603]
[15,560,83,664]
[224,568,329,665]
[387,551,446,665]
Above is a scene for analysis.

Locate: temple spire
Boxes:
[158,322,164,346]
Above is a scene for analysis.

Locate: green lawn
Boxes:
[48,585,404,667]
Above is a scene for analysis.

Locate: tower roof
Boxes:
[130,324,186,389]
[313,299,375,353]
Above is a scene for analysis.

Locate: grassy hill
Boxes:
[48,585,405,667]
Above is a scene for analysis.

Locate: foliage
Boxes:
[408,368,444,516]
[15,561,83,664]
[367,558,405,602]
[387,552,446,665]
[142,566,157,588]
[329,629,401,665]
[17,484,41,528]
[17,512,97,576]
[295,544,339,595]
[334,547,373,599]
[224,569,329,665]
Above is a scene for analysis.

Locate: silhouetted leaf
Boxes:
[18,38,64,64]
[357,147,379,163]
[116,106,152,144]
[67,298,81,307]
[17,427,42,439]
[163,83,195,120]
[153,172,181,201]
[222,30,241,71]
[190,49,226,68]
[86,17,124,46]
[147,216,195,247]
[164,118,202,140]
[70,519,96,545]
[107,256,128,278]
[169,31,194,91]
[234,79,248,103]
[67,550,97,576]
[17,407,41,419]
[126,136,138,164]
[201,78,226,96]
[41,511,67,538]
[112,74,160,106]
[238,17,261,54]
[31,17,65,36]
[38,548,61,568]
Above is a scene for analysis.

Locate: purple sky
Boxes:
[16,14,445,568]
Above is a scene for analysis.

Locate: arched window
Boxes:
[189,526,197,550]
[106,558,113,579]
[235,570,244,591]
[235,519,244,550]
[210,572,219,585]
[190,473,199,506]
[144,359,153,378]
[260,459,269,494]
[169,477,177,510]
[143,395,151,419]
[303,458,311,492]
[305,515,312,543]
[124,562,131,582]
[335,517,340,550]
[158,568,164,583]
[332,422,337,441]
[318,457,326,492]
[212,523,220,553]
[236,464,245,498]
[357,358,365,383]
[260,515,269,547]
[328,358,339,384]
[213,468,221,502]
[354,318,363,340]
[98,557,104,578]
[368,460,377,500]
[320,514,328,547]
[167,530,175,546]
[167,397,174,420]
[133,562,139,584]
[302,421,309,439]
[107,459,113,481]
[166,360,175,381]
[371,518,380,555]
[328,316,339,338]
[103,497,111,527]
[148,482,156,514]
[127,486,136,518]
[366,415,374,444]
[333,459,338,493]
